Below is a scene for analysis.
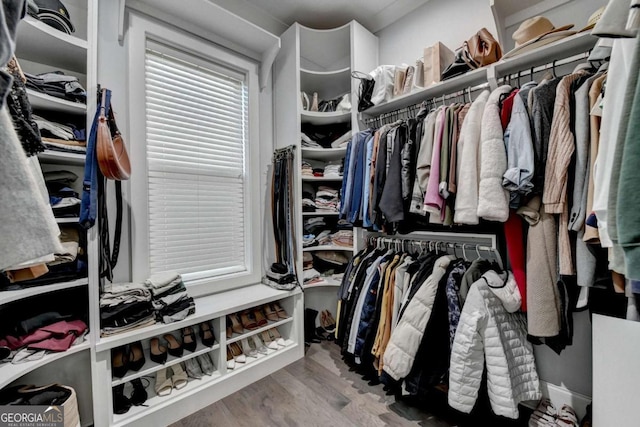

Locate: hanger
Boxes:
[517,71,521,88]
[475,244,482,260]
[462,244,468,261]
[552,60,558,78]
[530,66,535,82]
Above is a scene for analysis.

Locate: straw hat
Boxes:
[579,6,605,32]
[503,16,575,59]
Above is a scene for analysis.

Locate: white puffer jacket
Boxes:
[382,255,455,380]
[448,270,540,419]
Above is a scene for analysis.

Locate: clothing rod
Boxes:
[369,236,494,253]
[499,50,592,81]
[367,231,497,250]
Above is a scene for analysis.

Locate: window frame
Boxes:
[128,13,261,296]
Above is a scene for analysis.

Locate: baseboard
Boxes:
[539,380,592,420]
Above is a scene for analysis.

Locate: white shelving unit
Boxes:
[2,2,98,427]
[274,21,378,323]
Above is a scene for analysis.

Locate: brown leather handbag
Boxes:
[465,28,502,68]
[97,89,131,180]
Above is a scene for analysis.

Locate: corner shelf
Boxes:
[38,150,86,165]
[301,176,343,182]
[226,317,293,345]
[111,341,220,386]
[28,89,87,115]
[302,211,340,216]
[0,341,90,389]
[303,245,353,252]
[15,16,88,73]
[301,110,351,125]
[0,277,88,307]
[300,66,351,99]
[301,146,347,161]
[303,277,342,289]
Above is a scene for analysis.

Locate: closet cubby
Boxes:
[299,24,351,72]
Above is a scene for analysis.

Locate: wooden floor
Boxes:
[170,340,457,427]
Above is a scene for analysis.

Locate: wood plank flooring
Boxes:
[170,341,457,427]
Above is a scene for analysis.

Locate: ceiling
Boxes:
[209,0,431,35]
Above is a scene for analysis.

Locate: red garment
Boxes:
[500,89,519,131]
[2,320,87,351]
[504,210,527,311]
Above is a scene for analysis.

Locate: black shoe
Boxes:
[129,379,147,406]
[128,341,146,371]
[112,346,129,379]
[199,321,216,347]
[182,327,197,353]
[164,334,183,357]
[150,338,167,364]
[112,384,131,415]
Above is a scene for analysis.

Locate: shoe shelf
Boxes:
[38,149,86,166]
[227,339,295,375]
[303,245,353,252]
[0,340,90,389]
[111,341,220,387]
[0,277,88,307]
[300,110,351,125]
[15,16,88,74]
[96,284,301,352]
[226,316,294,346]
[27,89,87,115]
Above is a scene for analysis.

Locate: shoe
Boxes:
[250,334,267,354]
[226,347,235,370]
[150,338,168,364]
[112,346,129,378]
[268,328,286,348]
[171,363,189,390]
[197,353,215,376]
[273,301,288,319]
[128,341,145,371]
[310,92,319,112]
[557,404,579,426]
[239,310,258,330]
[199,321,216,347]
[225,317,233,339]
[320,310,336,334]
[182,327,197,353]
[184,357,204,379]
[240,338,257,358]
[112,384,131,414]
[263,304,279,322]
[260,331,279,350]
[164,334,183,358]
[129,378,147,406]
[229,342,246,363]
[253,308,268,327]
[228,314,243,335]
[155,368,172,397]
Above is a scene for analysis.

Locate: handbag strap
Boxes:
[351,70,372,81]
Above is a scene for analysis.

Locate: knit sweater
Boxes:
[477,85,512,222]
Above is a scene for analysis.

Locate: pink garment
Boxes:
[2,320,87,351]
[424,108,446,214]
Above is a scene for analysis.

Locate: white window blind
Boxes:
[144,44,248,282]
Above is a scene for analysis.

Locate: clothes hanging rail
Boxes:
[362,81,490,128]
[496,50,593,85]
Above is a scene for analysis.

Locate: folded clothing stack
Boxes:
[303,251,349,286]
[315,186,339,212]
[301,122,352,149]
[145,272,196,324]
[26,71,86,104]
[34,115,86,154]
[100,282,155,337]
[330,230,353,247]
[302,184,316,212]
[44,170,81,218]
[324,160,342,178]
[0,311,88,364]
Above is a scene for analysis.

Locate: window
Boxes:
[129,15,261,294]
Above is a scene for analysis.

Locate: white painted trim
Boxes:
[127,13,262,296]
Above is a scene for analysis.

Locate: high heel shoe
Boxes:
[253,308,268,327]
[268,328,286,348]
[150,338,168,364]
[260,331,279,350]
[163,334,183,357]
[272,301,288,319]
[226,347,235,370]
[229,342,246,363]
[128,341,145,371]
[184,357,204,379]
[239,311,257,331]
[112,346,129,378]
[171,363,189,390]
[155,368,172,397]
[182,327,197,353]
[197,353,215,376]
[263,304,279,322]
[225,317,233,339]
[251,334,267,354]
[240,338,257,358]
[199,321,216,347]
[228,314,243,335]
[129,378,147,406]
[112,384,131,414]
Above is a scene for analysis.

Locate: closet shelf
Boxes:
[301,176,343,182]
[303,277,341,289]
[0,341,90,389]
[0,277,88,307]
[111,341,221,386]
[15,16,88,73]
[95,284,301,352]
[56,217,79,224]
[303,245,353,252]
[302,211,340,216]
[301,146,347,160]
[37,150,86,165]
[111,340,298,427]
[27,89,87,115]
[300,110,351,125]
[299,23,351,72]
[226,317,293,345]
[300,66,351,99]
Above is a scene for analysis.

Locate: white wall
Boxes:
[375,0,498,68]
